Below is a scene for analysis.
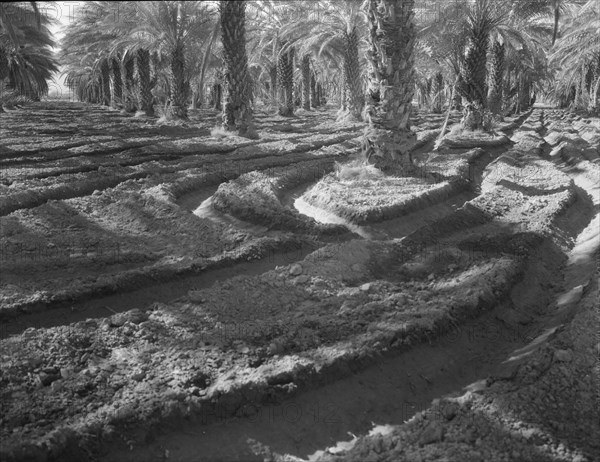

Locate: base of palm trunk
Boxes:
[336,108,362,123]
[460,103,492,131]
[278,106,294,117]
[222,103,257,139]
[169,105,188,120]
[363,127,417,174]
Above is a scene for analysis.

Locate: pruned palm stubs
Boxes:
[342,27,363,119]
[220,0,255,136]
[488,40,505,115]
[362,0,417,172]
[169,41,188,119]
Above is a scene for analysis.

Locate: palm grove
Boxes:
[1,0,600,169]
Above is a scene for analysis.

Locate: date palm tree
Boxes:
[248,0,324,113]
[61,2,118,107]
[0,2,58,110]
[456,0,502,129]
[279,0,366,120]
[549,0,600,110]
[128,1,212,119]
[362,0,417,172]
[64,1,213,119]
[219,0,255,136]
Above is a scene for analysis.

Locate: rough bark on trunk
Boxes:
[310,73,319,109]
[219,0,255,136]
[169,41,188,119]
[488,41,504,115]
[301,54,311,110]
[123,54,136,113]
[136,48,154,116]
[0,47,9,81]
[362,0,416,172]
[519,74,531,112]
[317,82,323,106]
[211,69,224,110]
[111,57,122,108]
[0,46,8,110]
[458,8,491,129]
[100,59,111,106]
[453,75,463,109]
[278,45,294,116]
[343,28,363,119]
[430,72,443,113]
[269,65,277,104]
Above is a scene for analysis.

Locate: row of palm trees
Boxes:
[1,1,599,165]
[2,1,598,117]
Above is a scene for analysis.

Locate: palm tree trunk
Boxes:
[453,75,463,109]
[301,54,311,110]
[0,47,8,81]
[317,82,323,106]
[551,2,560,47]
[592,76,600,111]
[488,41,504,115]
[169,41,188,119]
[278,45,294,116]
[136,48,154,116]
[100,59,111,106]
[311,72,318,108]
[219,0,255,136]
[458,7,491,129]
[269,65,277,104]
[519,74,531,112]
[362,0,417,172]
[430,72,443,113]
[343,28,363,119]
[111,58,123,109]
[123,54,136,113]
[0,47,8,111]
[211,69,224,110]
[197,21,220,109]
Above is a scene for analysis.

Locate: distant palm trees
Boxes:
[54,0,598,129]
[277,0,366,120]
[61,1,214,119]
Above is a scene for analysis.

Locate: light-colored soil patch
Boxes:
[302,173,462,224]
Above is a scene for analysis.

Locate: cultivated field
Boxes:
[1,102,599,461]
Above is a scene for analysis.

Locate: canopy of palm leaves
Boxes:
[0,2,58,107]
